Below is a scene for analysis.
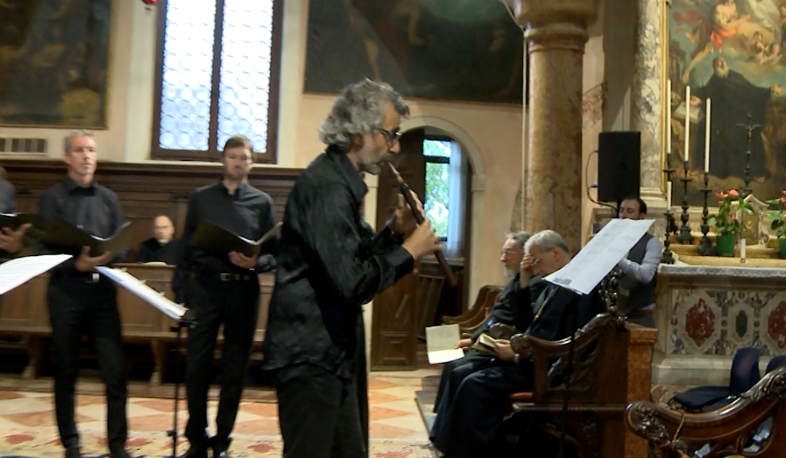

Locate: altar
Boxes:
[652,262,786,386]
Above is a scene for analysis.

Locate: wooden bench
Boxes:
[441,284,502,337]
[500,314,657,458]
[626,366,786,458]
[0,264,274,384]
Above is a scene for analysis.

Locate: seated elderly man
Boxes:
[137,215,179,264]
[433,231,546,411]
[430,230,603,458]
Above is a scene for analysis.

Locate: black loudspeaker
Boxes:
[597,131,641,202]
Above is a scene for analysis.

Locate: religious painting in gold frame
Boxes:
[0,0,112,128]
[665,0,786,206]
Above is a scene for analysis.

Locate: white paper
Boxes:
[425,324,465,364]
[96,266,187,320]
[545,219,655,295]
[0,254,73,295]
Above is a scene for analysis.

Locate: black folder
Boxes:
[43,216,136,257]
[188,220,282,258]
[0,212,51,243]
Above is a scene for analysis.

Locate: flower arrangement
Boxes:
[765,190,786,239]
[708,189,753,237]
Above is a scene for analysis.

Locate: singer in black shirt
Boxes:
[173,135,278,458]
[38,131,131,458]
[262,80,442,458]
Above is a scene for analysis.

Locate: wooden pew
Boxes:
[0,264,274,384]
[626,366,786,458]
[501,315,658,458]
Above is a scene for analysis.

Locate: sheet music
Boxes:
[425,324,465,364]
[545,219,654,295]
[96,266,187,320]
[0,254,72,295]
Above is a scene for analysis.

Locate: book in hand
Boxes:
[43,216,136,257]
[471,333,497,354]
[0,212,51,242]
[188,220,282,258]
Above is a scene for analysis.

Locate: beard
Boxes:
[715,66,729,78]
[503,265,515,278]
[359,161,382,175]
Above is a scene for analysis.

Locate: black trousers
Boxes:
[274,362,366,458]
[47,275,128,452]
[433,349,495,412]
[431,362,532,458]
[184,275,260,450]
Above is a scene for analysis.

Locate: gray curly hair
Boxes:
[318,79,410,149]
[524,230,569,255]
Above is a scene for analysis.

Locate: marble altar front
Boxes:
[653,264,786,386]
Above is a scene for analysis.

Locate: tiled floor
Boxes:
[0,369,441,458]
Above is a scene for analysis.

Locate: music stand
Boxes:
[167,310,197,458]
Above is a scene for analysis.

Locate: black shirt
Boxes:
[172,180,278,301]
[137,237,180,265]
[262,146,414,377]
[38,176,126,274]
[0,180,14,214]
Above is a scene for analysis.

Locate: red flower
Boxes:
[716,191,728,198]
[730,214,737,220]
[780,195,786,204]
[728,189,740,198]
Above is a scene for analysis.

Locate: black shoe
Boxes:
[109,449,132,458]
[179,445,208,458]
[210,437,231,458]
[64,446,82,458]
[213,451,231,458]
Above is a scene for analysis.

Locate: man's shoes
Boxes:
[109,449,133,458]
[211,437,231,458]
[64,446,82,458]
[213,450,231,458]
[179,445,208,458]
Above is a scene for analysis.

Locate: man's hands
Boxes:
[74,246,113,272]
[389,190,423,235]
[493,339,516,361]
[229,251,256,269]
[0,223,30,254]
[519,254,535,287]
[402,220,442,259]
[455,338,473,349]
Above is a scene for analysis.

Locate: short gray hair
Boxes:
[318,79,410,149]
[506,231,531,250]
[63,130,95,152]
[524,230,569,255]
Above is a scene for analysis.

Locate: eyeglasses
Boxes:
[378,128,402,146]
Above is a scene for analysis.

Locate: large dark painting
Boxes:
[304,0,524,104]
[0,0,112,128]
[668,0,786,204]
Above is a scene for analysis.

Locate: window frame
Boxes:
[150,0,283,162]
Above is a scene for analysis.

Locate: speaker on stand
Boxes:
[596,131,641,203]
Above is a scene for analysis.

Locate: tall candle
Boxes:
[684,85,691,163]
[740,238,746,259]
[704,98,711,173]
[666,181,672,208]
[666,79,672,155]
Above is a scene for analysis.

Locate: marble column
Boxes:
[508,0,600,252]
[631,0,664,194]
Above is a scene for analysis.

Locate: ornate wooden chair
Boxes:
[441,284,498,325]
[495,314,657,458]
[626,366,786,458]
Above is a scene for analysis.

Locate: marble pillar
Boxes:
[631,0,665,195]
[508,0,600,252]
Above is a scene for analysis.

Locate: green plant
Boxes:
[765,190,786,239]
[708,189,753,237]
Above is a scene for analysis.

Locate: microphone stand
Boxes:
[385,162,458,287]
[167,309,197,458]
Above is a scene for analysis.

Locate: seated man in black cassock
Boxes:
[432,231,546,411]
[137,215,179,264]
[430,229,603,458]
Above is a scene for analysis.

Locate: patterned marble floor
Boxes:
[0,369,441,458]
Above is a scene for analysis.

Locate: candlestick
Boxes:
[667,80,672,155]
[684,85,691,163]
[678,159,694,244]
[666,181,672,209]
[704,98,711,173]
[737,113,759,199]
[698,172,713,255]
[740,237,746,260]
